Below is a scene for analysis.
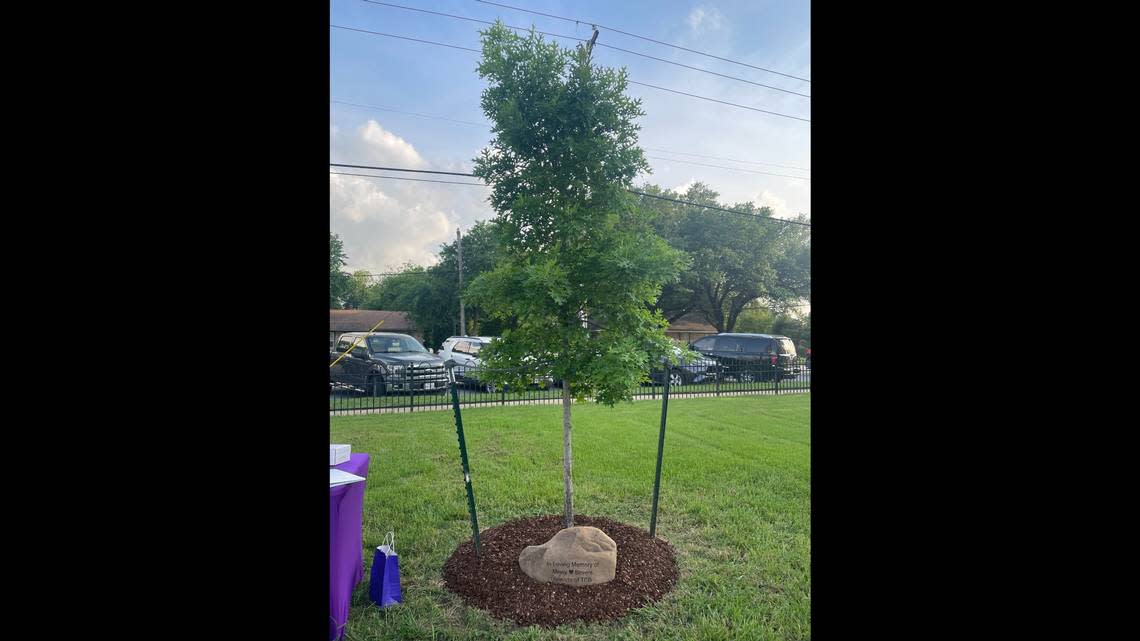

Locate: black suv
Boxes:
[689,333,801,382]
[330,332,448,395]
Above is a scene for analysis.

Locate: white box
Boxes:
[330,444,351,466]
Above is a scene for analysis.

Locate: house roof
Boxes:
[330,309,414,332]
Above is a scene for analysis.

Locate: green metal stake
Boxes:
[649,372,670,538]
[450,380,482,556]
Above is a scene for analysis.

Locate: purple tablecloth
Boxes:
[330,453,370,641]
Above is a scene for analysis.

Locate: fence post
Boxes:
[715,366,721,397]
[450,380,481,556]
[649,372,670,538]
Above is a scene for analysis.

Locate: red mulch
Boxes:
[442,515,679,627]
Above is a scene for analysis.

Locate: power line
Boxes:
[357,270,458,277]
[327,162,811,228]
[330,97,809,170]
[361,1,809,99]
[598,42,809,99]
[627,189,811,228]
[628,81,809,122]
[644,157,809,181]
[330,95,811,168]
[330,163,478,177]
[330,171,490,186]
[331,24,808,122]
[331,100,487,127]
[475,0,811,84]
[330,24,479,52]
[643,148,809,172]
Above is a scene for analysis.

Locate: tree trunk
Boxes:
[562,379,574,529]
[725,297,748,332]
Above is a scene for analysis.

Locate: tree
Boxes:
[734,301,775,334]
[468,24,687,529]
[363,221,508,349]
[365,265,454,349]
[340,270,373,309]
[436,220,509,338]
[772,311,810,347]
[330,233,352,308]
[636,183,811,332]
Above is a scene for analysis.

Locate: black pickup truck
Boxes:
[330,332,448,396]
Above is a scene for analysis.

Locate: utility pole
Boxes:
[457,227,466,336]
[586,27,599,55]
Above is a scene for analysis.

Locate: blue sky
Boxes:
[330,0,810,273]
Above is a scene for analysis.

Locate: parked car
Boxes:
[647,344,719,387]
[330,332,448,396]
[440,335,556,390]
[437,335,468,356]
[438,336,497,388]
[689,333,801,382]
[439,336,556,392]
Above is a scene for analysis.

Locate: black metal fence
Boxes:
[330,358,810,414]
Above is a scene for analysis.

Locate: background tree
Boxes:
[364,220,508,349]
[468,23,687,529]
[365,265,453,348]
[772,311,811,348]
[434,220,509,339]
[734,301,775,334]
[330,233,352,308]
[636,183,811,332]
[341,270,372,310]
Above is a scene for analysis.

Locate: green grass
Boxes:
[332,394,810,641]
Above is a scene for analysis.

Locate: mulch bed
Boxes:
[442,514,679,627]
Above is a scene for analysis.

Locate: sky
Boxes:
[330,0,811,274]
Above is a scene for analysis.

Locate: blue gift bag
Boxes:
[369,531,402,608]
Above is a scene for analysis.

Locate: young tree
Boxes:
[468,24,687,529]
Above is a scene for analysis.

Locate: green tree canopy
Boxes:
[329,233,352,308]
[340,270,372,310]
[362,220,508,349]
[635,183,810,332]
[364,265,452,348]
[467,23,687,527]
[734,301,776,334]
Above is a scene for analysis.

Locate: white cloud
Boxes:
[672,178,697,193]
[330,120,494,273]
[333,119,427,169]
[753,189,790,219]
[359,120,426,168]
[687,6,726,33]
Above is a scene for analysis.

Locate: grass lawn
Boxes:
[331,394,811,641]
